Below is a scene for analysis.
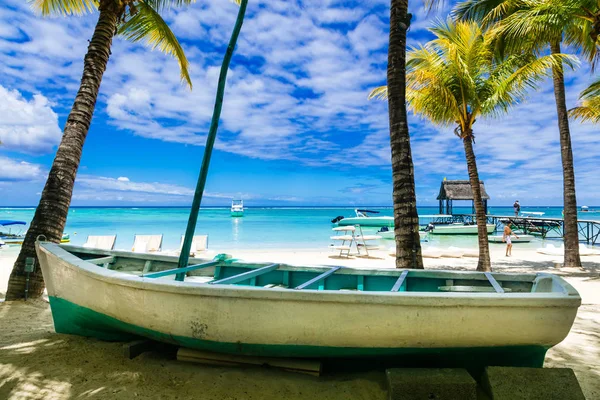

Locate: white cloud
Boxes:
[117,176,130,182]
[2,0,600,205]
[0,85,62,153]
[0,156,44,181]
[76,175,195,196]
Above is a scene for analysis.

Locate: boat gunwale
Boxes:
[39,242,581,307]
[62,244,539,282]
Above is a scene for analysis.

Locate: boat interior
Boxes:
[61,244,571,295]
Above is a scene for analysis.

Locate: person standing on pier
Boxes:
[513,200,521,216]
[503,223,519,256]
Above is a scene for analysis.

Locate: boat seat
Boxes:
[438,286,512,293]
[185,276,214,284]
[263,283,288,289]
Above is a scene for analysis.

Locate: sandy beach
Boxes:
[1,246,599,399]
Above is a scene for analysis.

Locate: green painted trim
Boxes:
[49,296,548,368]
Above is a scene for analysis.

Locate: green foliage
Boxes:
[455,0,600,67]
[370,20,574,136]
[118,2,192,87]
[570,78,600,122]
[30,0,200,88]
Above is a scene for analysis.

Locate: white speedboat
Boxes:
[520,211,545,217]
[377,228,429,241]
[429,223,495,235]
[333,209,394,227]
[489,235,534,243]
[231,200,244,217]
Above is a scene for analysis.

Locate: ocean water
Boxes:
[1,206,599,252]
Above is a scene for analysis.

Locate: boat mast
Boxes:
[176,0,248,281]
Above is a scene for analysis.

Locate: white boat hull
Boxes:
[337,216,394,227]
[36,243,580,366]
[430,224,495,235]
[489,235,535,243]
[379,231,428,241]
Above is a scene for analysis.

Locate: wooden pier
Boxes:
[453,214,600,246]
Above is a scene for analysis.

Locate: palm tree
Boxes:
[385,0,424,269]
[5,0,195,300]
[570,78,600,122]
[371,19,574,271]
[454,0,596,269]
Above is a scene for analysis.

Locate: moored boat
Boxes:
[377,228,429,241]
[333,209,394,227]
[37,241,580,368]
[231,200,244,217]
[429,223,495,235]
[489,234,534,243]
[0,220,27,244]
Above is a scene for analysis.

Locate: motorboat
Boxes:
[332,209,394,227]
[489,235,535,243]
[231,200,244,217]
[428,223,496,235]
[377,227,429,241]
[0,220,26,244]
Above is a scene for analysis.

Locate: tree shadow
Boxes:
[0,300,387,400]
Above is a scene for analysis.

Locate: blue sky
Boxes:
[0,0,599,207]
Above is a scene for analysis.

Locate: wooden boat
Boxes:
[37,241,581,368]
[429,223,496,235]
[488,234,535,243]
[334,209,394,227]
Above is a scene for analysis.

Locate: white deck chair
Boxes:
[132,235,163,253]
[179,235,208,256]
[83,235,116,250]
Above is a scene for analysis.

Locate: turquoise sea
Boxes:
[1,206,599,252]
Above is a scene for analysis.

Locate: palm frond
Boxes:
[32,0,98,16]
[146,0,202,12]
[118,1,192,88]
[368,86,388,100]
[570,77,600,122]
[569,101,600,122]
[482,52,578,116]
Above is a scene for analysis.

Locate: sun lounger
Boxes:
[179,235,208,257]
[132,235,163,253]
[82,235,117,250]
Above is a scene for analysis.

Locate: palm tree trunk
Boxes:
[550,41,581,269]
[387,0,423,269]
[462,133,491,272]
[5,6,118,300]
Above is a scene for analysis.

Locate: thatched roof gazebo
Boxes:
[437,180,490,215]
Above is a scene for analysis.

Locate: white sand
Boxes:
[1,245,599,399]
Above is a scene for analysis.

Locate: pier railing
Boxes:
[453,214,600,246]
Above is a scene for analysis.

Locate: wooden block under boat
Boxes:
[177,348,322,376]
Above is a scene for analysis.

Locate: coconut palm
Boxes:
[454,0,596,269]
[5,0,198,300]
[385,0,424,269]
[370,19,574,271]
[570,78,600,122]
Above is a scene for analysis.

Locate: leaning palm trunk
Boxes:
[550,42,581,269]
[387,0,423,269]
[5,7,118,300]
[462,134,491,272]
